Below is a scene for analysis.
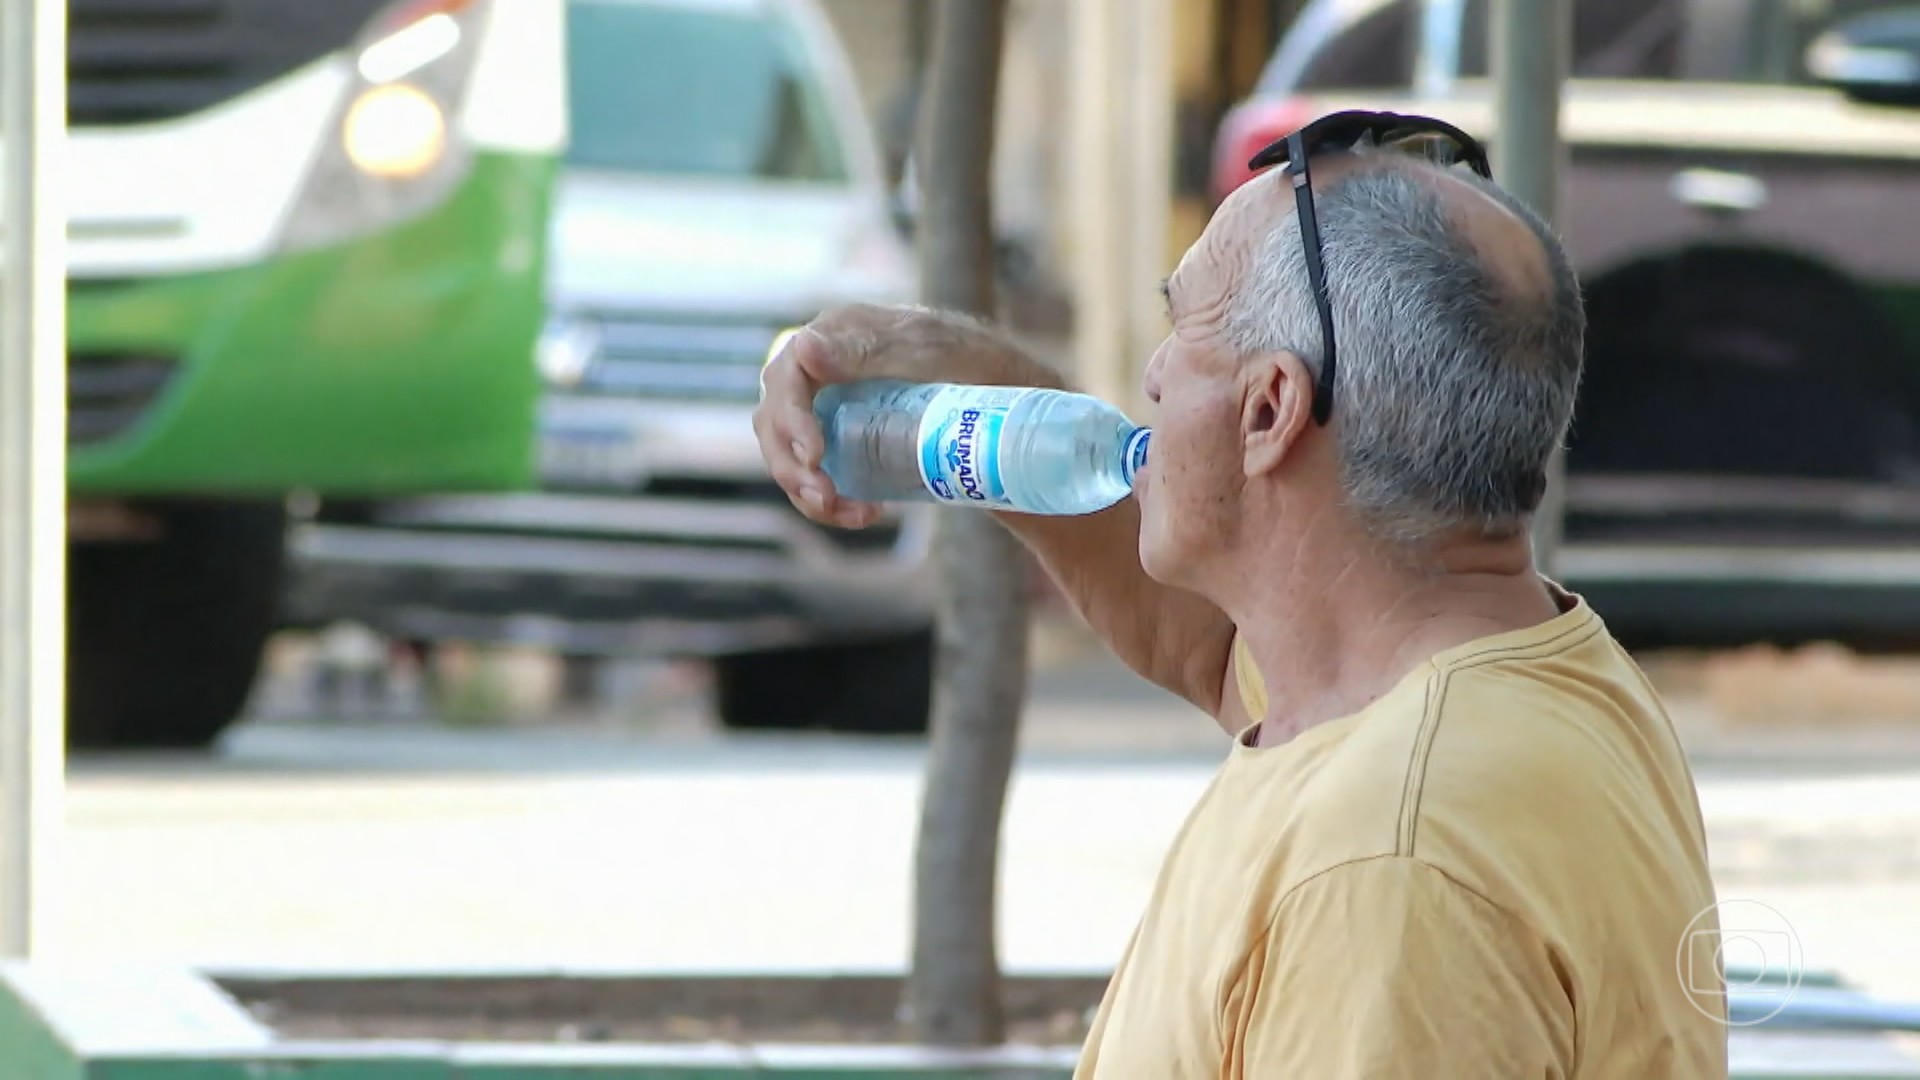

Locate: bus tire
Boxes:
[67,500,287,750]
[713,629,934,736]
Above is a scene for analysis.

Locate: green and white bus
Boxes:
[63,0,566,748]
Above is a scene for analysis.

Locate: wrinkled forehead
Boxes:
[1165,170,1297,317]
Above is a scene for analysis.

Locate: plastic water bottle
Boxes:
[811,380,1150,515]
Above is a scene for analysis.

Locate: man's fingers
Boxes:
[821,495,883,530]
[757,338,826,467]
[769,458,882,531]
[783,404,824,470]
[761,394,823,474]
[758,399,864,529]
[766,456,836,521]
[788,468,883,530]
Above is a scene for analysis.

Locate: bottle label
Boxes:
[915,386,1035,508]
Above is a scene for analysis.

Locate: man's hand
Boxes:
[751,303,1061,531]
[751,302,1242,731]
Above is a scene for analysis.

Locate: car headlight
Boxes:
[537,319,601,388]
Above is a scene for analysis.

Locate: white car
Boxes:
[285,0,939,733]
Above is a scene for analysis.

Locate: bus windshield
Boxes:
[565,0,850,182]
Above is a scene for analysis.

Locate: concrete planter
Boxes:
[6,964,1920,1079]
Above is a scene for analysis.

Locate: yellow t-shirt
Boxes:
[1076,594,1728,1078]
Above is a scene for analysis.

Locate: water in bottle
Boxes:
[811,380,1150,516]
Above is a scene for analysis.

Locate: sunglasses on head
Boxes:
[1246,110,1493,425]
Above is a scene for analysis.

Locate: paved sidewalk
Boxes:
[58,710,1920,1009]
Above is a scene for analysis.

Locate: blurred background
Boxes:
[23,0,1920,1059]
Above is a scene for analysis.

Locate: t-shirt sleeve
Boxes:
[1232,856,1577,1079]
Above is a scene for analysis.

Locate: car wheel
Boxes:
[713,629,934,735]
[67,500,286,750]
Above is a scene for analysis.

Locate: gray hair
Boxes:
[1222,155,1586,547]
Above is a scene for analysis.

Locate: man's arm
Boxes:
[752,303,1248,728]
[1234,857,1575,1078]
[999,503,1245,724]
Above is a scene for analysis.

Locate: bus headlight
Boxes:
[357,11,465,83]
[343,83,448,179]
[277,0,490,254]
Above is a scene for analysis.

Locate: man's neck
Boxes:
[1222,524,1561,748]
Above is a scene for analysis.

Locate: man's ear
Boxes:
[1242,351,1315,478]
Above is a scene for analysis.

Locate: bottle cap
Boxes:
[1121,428,1151,486]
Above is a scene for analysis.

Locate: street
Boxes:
[49,644,1920,1011]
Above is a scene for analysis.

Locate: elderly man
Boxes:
[754,112,1726,1077]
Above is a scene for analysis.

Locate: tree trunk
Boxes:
[906,0,1023,1049]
